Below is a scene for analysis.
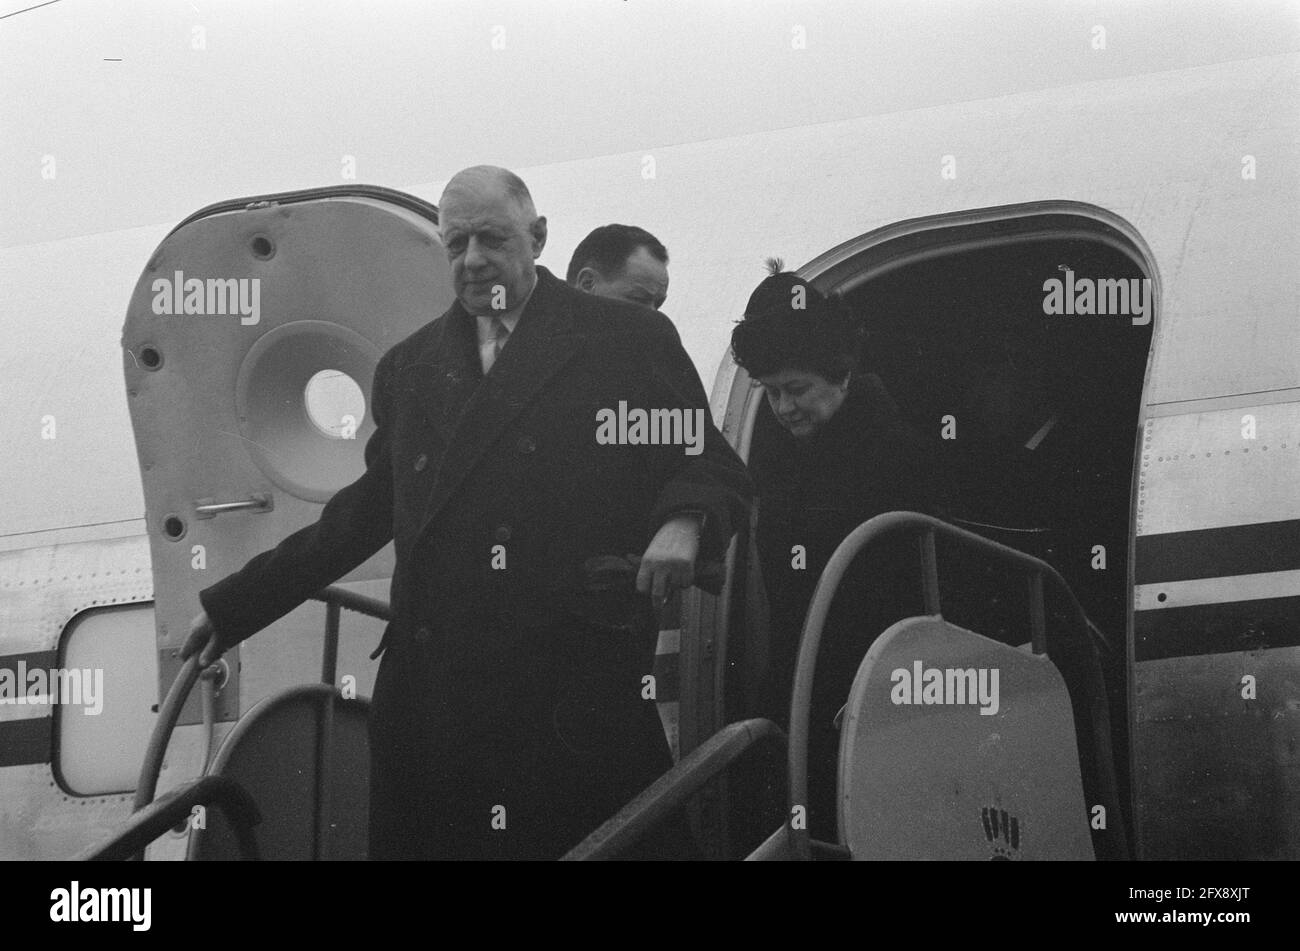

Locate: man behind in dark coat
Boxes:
[184,166,753,859]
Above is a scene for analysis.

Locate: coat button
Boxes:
[517,436,536,454]
[493,525,511,543]
[413,453,428,472]
[413,625,432,645]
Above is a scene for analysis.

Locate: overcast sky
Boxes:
[4,0,1299,248]
[1,0,1297,539]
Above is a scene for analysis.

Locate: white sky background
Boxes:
[4,0,1300,247]
[1,0,1298,538]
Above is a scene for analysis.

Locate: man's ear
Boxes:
[530,215,548,257]
[575,266,600,293]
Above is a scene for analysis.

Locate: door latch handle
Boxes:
[194,493,273,519]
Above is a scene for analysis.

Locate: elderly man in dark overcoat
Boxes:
[184,166,753,859]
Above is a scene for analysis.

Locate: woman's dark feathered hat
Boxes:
[731,257,861,380]
[741,257,833,322]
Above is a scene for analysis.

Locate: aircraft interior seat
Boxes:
[836,615,1096,860]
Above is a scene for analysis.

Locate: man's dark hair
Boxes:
[730,259,861,382]
[566,224,669,284]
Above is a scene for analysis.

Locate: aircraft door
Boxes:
[122,186,453,721]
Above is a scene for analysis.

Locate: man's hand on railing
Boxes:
[180,610,226,667]
[635,515,702,610]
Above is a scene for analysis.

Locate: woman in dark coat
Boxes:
[731,263,946,840]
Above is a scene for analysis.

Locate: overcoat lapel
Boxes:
[406,305,481,443]
[416,268,586,537]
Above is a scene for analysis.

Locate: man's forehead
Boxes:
[440,178,532,226]
[622,247,669,289]
[440,190,520,221]
[438,206,517,233]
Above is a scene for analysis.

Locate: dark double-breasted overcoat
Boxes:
[200,266,753,858]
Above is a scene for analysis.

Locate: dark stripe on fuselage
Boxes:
[0,715,52,767]
[1134,595,1300,661]
[0,650,57,766]
[1136,519,1300,585]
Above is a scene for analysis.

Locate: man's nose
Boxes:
[464,236,488,270]
[777,393,795,415]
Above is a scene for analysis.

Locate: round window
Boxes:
[304,369,366,440]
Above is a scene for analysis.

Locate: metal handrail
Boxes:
[132,654,204,816]
[310,585,393,623]
[83,775,261,861]
[311,585,391,685]
[787,510,1111,861]
[562,718,786,861]
[128,584,391,859]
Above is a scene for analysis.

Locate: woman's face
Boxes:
[755,369,848,438]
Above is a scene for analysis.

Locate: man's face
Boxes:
[578,246,669,310]
[754,368,848,438]
[438,185,545,316]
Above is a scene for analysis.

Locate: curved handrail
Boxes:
[132,654,204,815]
[561,718,785,861]
[82,775,261,861]
[128,585,391,858]
[787,510,1112,861]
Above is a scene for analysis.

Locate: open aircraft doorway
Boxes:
[706,203,1155,859]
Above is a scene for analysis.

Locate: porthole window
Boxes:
[304,369,366,440]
